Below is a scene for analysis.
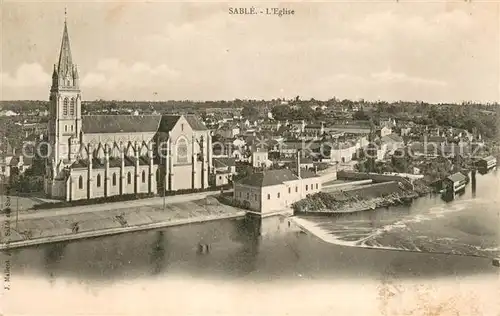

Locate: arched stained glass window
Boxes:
[176,138,188,164]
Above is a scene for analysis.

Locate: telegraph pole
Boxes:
[15,193,19,229]
[163,154,166,210]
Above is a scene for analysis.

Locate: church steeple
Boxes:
[51,9,78,90]
[47,11,82,166]
[57,20,74,79]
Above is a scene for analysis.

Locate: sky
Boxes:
[1,1,499,103]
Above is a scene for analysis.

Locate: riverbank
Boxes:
[0,196,245,250]
[293,181,427,215]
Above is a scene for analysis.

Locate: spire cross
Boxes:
[64,7,67,22]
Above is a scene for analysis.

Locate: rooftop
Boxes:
[381,134,404,143]
[446,172,467,183]
[213,157,236,168]
[237,169,299,187]
[82,114,207,134]
[236,168,318,188]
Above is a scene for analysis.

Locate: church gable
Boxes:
[156,114,207,135]
[157,115,181,133]
[155,115,193,145]
[169,115,194,140]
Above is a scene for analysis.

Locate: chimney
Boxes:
[297,150,301,179]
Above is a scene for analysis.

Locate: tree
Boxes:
[241,105,259,120]
[271,105,291,121]
[297,104,315,121]
[353,110,370,121]
[355,161,367,172]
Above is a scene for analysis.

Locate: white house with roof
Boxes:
[304,123,324,136]
[251,148,271,168]
[443,172,468,193]
[211,157,236,186]
[0,110,19,117]
[381,134,405,156]
[233,167,321,214]
[0,142,32,179]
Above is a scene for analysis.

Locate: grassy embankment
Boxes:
[0,197,244,245]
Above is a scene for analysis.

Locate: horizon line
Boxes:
[0,99,499,105]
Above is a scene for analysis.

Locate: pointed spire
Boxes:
[73,65,79,79]
[57,15,73,78]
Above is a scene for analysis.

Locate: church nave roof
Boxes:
[82,115,163,134]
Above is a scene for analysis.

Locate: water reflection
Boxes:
[441,192,455,203]
[149,231,167,275]
[478,168,488,176]
[44,242,67,284]
[441,186,469,201]
[469,170,476,196]
[233,216,261,274]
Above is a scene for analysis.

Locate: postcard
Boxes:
[1,1,499,315]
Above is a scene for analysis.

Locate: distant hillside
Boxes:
[0,99,266,114]
[0,100,49,113]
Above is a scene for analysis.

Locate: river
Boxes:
[0,169,499,315]
[295,169,500,258]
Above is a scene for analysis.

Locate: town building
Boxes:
[0,143,32,180]
[233,160,321,214]
[377,126,392,138]
[215,125,240,139]
[442,172,468,193]
[381,134,404,155]
[21,122,48,139]
[400,127,412,137]
[288,120,306,134]
[327,122,371,135]
[278,141,305,158]
[251,149,269,168]
[409,142,441,158]
[326,136,369,163]
[211,157,236,186]
[0,110,19,117]
[475,156,497,170]
[282,157,315,170]
[45,19,211,201]
[304,123,324,136]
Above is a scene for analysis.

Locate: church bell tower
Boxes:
[48,12,82,173]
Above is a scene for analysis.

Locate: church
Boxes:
[45,19,212,201]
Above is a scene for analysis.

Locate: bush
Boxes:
[35,193,156,210]
[215,194,251,210]
[163,183,232,197]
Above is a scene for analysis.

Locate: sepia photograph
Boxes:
[0,1,499,315]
